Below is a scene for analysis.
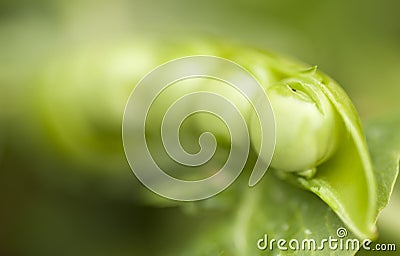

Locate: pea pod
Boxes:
[266,72,377,240]
[35,39,378,239]
[188,43,377,239]
[241,48,376,240]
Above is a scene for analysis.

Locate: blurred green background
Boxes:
[1,0,399,255]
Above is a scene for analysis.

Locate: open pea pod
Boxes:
[161,42,378,240]
[294,73,376,240]
[178,43,378,240]
[243,51,377,240]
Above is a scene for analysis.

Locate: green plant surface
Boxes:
[1,1,400,256]
[173,116,399,256]
[31,39,395,243]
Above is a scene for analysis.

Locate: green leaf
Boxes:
[365,116,400,231]
[174,116,399,256]
[177,172,359,256]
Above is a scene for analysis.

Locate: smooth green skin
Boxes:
[251,79,340,172]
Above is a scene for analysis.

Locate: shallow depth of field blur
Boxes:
[1,0,400,255]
